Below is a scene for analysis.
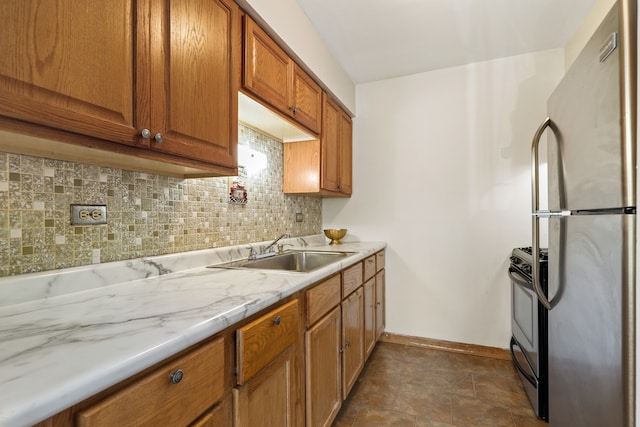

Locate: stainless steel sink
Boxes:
[208,250,352,273]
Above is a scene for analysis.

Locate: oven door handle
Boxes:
[509,337,537,385]
[508,267,534,291]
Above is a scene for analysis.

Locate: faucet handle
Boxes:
[247,246,257,259]
[277,243,294,254]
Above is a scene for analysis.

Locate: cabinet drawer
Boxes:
[342,262,363,297]
[376,250,385,271]
[237,299,299,384]
[77,337,226,427]
[190,395,231,427]
[306,274,341,326]
[363,255,376,281]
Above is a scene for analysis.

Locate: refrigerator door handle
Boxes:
[531,117,554,310]
[533,210,570,218]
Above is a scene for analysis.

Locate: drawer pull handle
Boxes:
[273,316,281,325]
[170,369,184,384]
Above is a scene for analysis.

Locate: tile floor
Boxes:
[332,341,547,426]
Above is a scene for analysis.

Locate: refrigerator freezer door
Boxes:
[548,214,628,426]
[547,4,624,211]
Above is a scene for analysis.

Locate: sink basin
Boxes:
[208,250,352,273]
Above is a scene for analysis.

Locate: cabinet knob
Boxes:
[273,316,281,325]
[154,133,164,143]
[339,348,344,353]
[337,184,343,191]
[288,106,298,114]
[140,128,151,139]
[170,369,184,384]
[345,340,351,348]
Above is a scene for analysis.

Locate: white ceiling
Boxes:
[295,0,596,84]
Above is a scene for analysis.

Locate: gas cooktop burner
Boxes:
[513,246,548,262]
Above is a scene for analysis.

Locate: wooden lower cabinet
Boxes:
[233,346,300,427]
[363,278,376,359]
[341,287,364,397]
[191,395,232,427]
[234,299,303,427]
[33,256,386,427]
[305,306,342,427]
[76,337,228,427]
[375,270,386,340]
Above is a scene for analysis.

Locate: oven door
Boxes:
[509,267,540,378]
[509,266,548,420]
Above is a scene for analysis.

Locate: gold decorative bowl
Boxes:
[324,229,347,245]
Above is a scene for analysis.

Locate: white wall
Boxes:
[323,49,564,348]
[239,0,356,114]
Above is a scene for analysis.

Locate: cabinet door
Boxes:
[149,0,239,169]
[321,94,341,193]
[375,270,386,340]
[0,0,142,146]
[233,346,302,427]
[305,306,342,427]
[341,287,364,398]
[290,65,322,134]
[338,110,353,195]
[363,278,376,360]
[243,17,291,115]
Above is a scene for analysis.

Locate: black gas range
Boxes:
[510,246,548,282]
[508,246,549,421]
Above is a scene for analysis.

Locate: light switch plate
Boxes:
[70,205,107,225]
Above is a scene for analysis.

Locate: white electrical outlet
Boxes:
[70,205,107,225]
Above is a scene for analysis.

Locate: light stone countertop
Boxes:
[0,235,386,427]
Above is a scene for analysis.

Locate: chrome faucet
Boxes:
[262,233,291,254]
[248,233,291,260]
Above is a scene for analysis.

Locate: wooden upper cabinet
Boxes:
[149,0,239,170]
[243,16,291,114]
[291,64,322,133]
[0,0,140,145]
[337,107,353,195]
[283,93,352,197]
[321,95,341,193]
[322,94,353,196]
[243,16,321,134]
[0,0,239,177]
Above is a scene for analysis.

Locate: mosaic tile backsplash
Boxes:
[0,125,322,277]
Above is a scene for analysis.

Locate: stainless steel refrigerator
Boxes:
[530,1,636,425]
